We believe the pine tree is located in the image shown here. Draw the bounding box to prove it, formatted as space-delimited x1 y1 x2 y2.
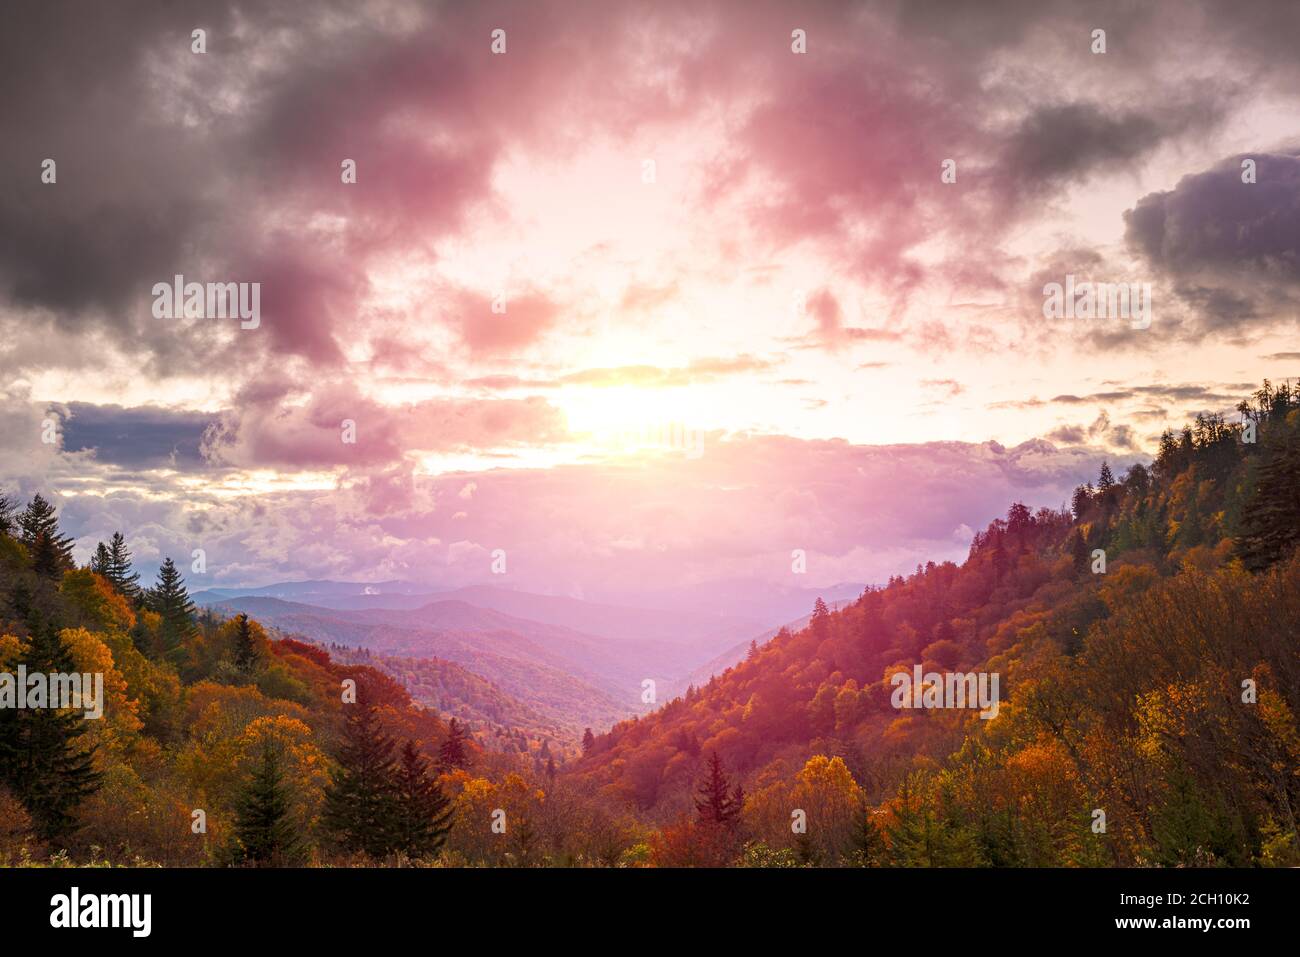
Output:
392 740 453 858
581 727 595 755
694 751 742 828
232 613 262 676
146 557 196 664
105 532 141 600
794 830 820 866
0 616 102 842
322 705 401 858
90 542 111 576
0 491 16 536
1070 484 1091 520
227 742 301 866
17 494 74 580
747 639 760 660
850 801 888 866
810 597 831 640
437 717 470 771
1070 528 1091 577
1097 461 1115 491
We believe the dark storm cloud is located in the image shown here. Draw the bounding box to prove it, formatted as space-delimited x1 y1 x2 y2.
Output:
0 2 258 347
1125 149 1300 336
61 403 215 469
0 0 505 374
1 0 1297 400
1007 102 1218 189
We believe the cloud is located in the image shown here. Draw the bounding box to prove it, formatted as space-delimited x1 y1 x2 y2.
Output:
560 355 779 388
27 430 1140 594
1125 149 1300 337
201 384 571 469
61 403 215 469
1006 101 1220 191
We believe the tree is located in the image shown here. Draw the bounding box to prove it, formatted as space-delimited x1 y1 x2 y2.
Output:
146 557 196 663
104 532 141 601
810 597 831 640
232 613 262 676
17 494 74 579
89 542 112 577
392 740 453 858
438 717 470 771
0 618 102 842
1236 426 1300 571
322 705 401 858
850 801 888 867
0 491 17 536
1070 528 1091 577
1123 463 1150 496
1070 484 1092 520
695 751 742 828
1097 461 1115 491
581 728 595 755
226 742 301 866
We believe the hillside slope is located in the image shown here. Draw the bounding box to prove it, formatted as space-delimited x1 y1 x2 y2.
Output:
209 597 634 733
571 382 1300 867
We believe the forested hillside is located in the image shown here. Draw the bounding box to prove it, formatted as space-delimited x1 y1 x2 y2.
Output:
571 380 1300 866
1 381 1296 867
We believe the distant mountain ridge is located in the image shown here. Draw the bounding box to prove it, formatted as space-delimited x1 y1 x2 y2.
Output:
199 579 868 737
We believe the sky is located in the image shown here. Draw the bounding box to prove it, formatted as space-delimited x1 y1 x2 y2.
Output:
1 0 1297 599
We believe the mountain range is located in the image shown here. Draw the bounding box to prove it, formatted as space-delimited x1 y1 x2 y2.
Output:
197 580 866 738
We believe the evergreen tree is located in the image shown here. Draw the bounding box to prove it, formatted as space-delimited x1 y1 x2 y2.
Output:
391 740 453 858
0 491 16 536
581 727 595 755
694 751 742 828
232 613 262 676
226 742 301 866
1123 462 1150 496
1070 484 1091 521
794 830 820 866
0 616 102 842
17 494 74 580
90 542 111 576
1070 528 1091 577
437 717 470 771
1154 429 1182 478
105 532 141 600
885 776 983 866
810 597 831 640
1097 461 1115 491
747 639 760 660
322 705 401 858
850 801 888 867
146 557 197 664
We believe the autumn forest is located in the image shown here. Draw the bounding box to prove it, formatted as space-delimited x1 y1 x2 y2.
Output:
2 381 1297 868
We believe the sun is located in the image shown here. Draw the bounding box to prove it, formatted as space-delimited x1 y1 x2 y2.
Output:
555 385 700 459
